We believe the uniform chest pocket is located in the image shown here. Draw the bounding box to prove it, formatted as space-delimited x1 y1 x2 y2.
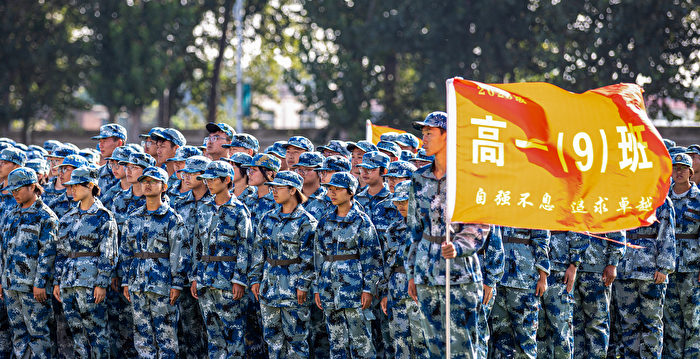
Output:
20 225 40 236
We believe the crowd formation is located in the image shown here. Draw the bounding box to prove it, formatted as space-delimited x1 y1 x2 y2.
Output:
0 111 697 359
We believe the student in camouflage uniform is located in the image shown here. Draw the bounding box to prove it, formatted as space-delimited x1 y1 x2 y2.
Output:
152 128 186 169
100 146 136 210
315 155 351 186
377 140 401 163
537 230 588 359
112 152 157 228
0 167 58 359
663 153 700 359
383 160 417 193
490 227 550 359
165 145 203 200
241 153 281 357
356 151 392 214
250 171 317 358
572 230 626 359
395 133 420 154
223 133 259 157
204 122 235 162
406 112 492 358
264 141 288 172
313 172 382 359
190 161 252 358
379 180 429 359
291 152 327 220
51 154 89 219
53 166 118 358
120 166 187 358
611 197 675 359
283 136 314 169
477 225 505 359
346 141 378 190
171 155 211 358
91 124 127 195
318 140 350 159
224 152 254 200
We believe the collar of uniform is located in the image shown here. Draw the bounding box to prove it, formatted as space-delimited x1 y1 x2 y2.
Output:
375 184 390 199
328 200 362 223
140 201 171 216
418 162 441 180
309 185 327 200
20 197 45 214
99 163 113 178
270 203 306 220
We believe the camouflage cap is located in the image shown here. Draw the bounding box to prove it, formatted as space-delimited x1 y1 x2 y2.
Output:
383 160 417 178
322 171 359 194
139 127 164 139
318 140 350 157
379 132 400 142
64 166 99 186
25 159 49 175
0 147 27 167
265 170 304 191
79 148 100 165
166 145 203 162
315 155 351 172
119 152 156 168
685 144 700 156
43 140 62 153
264 141 287 158
395 133 420 149
206 122 235 139
346 140 378 154
669 146 688 157
224 152 253 166
377 140 401 157
223 133 259 152
180 155 211 174
409 148 435 164
3 167 38 192
292 152 324 168
25 150 45 161
106 146 137 162
48 145 78 159
357 151 390 169
399 150 415 162
242 153 281 172
391 180 411 202
663 138 676 150
152 128 186 147
413 111 447 131
56 154 89 169
28 145 48 156
197 160 235 180
283 136 314 152
13 143 27 152
672 153 692 167
91 123 127 141
138 166 169 184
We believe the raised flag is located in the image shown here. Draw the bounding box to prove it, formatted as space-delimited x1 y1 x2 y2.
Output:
446 78 671 232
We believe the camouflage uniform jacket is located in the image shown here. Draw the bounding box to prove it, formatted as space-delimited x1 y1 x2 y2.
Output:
0 198 58 292
111 187 144 230
42 178 62 207
98 164 119 197
550 231 589 273
50 191 76 220
173 189 213 283
355 183 391 215
250 204 317 307
243 190 277 236
236 185 257 204
618 197 676 281
55 199 118 289
499 227 550 291
303 186 333 221
119 202 187 296
313 202 382 309
99 181 126 210
574 230 626 273
193 196 252 290
167 172 179 192
478 226 505 288
669 183 700 273
406 165 491 286
378 217 410 302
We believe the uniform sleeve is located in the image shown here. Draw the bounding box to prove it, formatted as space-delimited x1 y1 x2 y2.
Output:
532 229 551 275
35 215 58 289
568 231 589 266
656 199 677 275
297 216 317 293
233 207 252 288
451 222 490 258
96 212 118 289
168 215 186 291
249 216 266 286
119 220 133 287
482 226 505 288
405 179 421 281
54 221 68 288
311 219 325 295
360 217 382 296
605 231 626 267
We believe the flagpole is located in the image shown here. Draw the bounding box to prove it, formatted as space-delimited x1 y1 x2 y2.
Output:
444 77 459 358
366 119 372 143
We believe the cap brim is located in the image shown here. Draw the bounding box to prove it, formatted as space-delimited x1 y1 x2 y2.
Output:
63 179 84 186
91 135 106 140
137 174 164 183
166 157 186 162
196 173 219 180
357 164 378 169
264 180 287 187
392 196 409 202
